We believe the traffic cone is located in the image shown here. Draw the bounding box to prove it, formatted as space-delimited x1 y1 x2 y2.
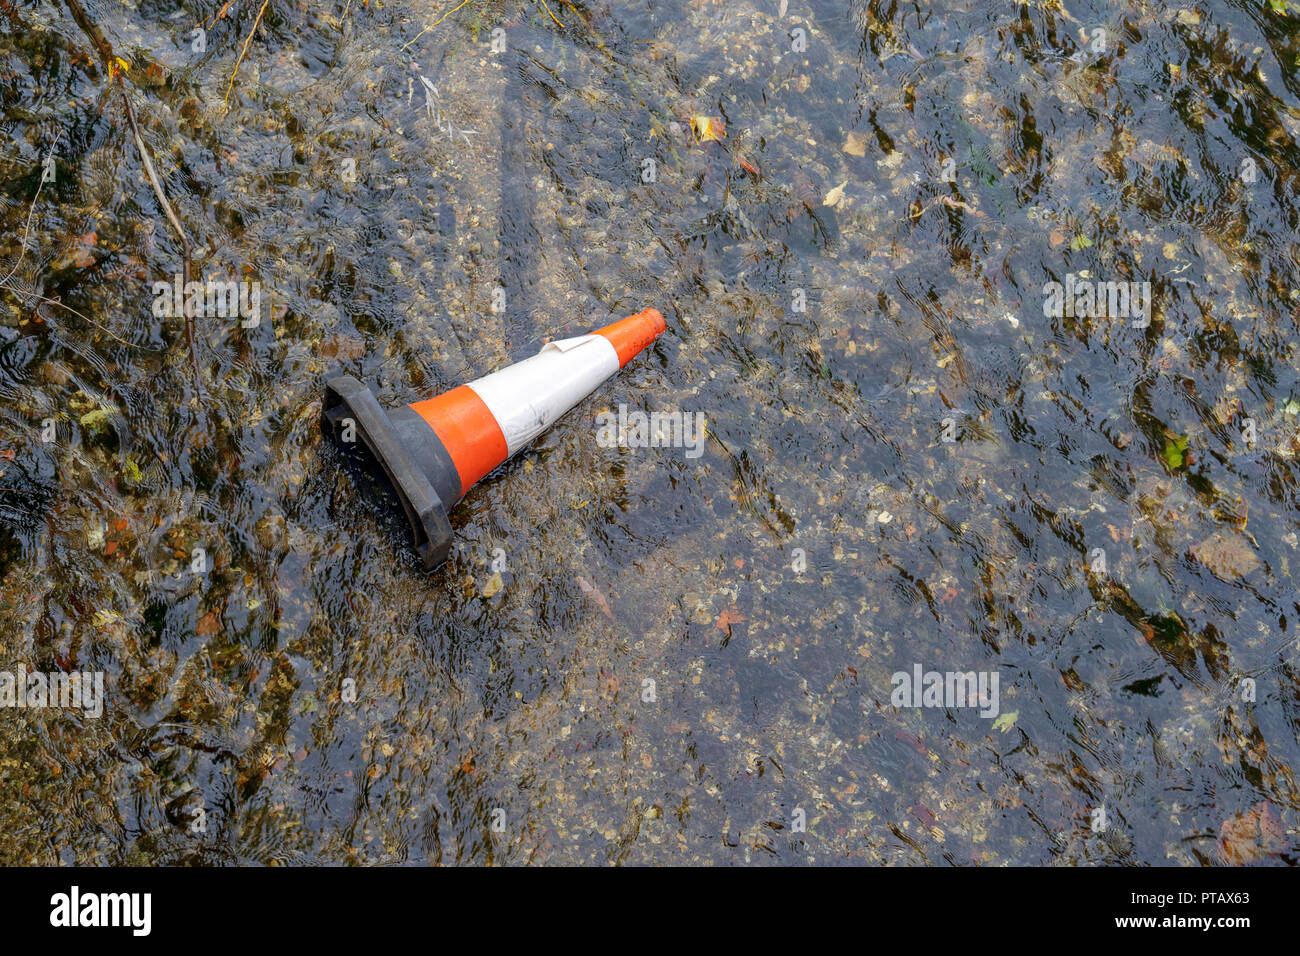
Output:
323 308 666 569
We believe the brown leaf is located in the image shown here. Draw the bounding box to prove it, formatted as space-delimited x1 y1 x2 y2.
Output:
55 232 97 271
715 606 746 635
1189 532 1261 581
319 334 366 361
1218 801 1286 865
843 131 868 157
895 730 927 755
938 195 983 217
576 575 614 620
196 609 221 637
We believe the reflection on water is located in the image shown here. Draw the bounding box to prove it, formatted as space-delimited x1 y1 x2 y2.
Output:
0 0 1298 864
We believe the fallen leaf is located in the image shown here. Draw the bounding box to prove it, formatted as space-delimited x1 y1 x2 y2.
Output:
481 571 504 598
1190 532 1261 580
1161 434 1189 471
56 232 98 270
197 609 221 637
823 180 848 207
715 606 746 635
992 710 1018 733
320 334 366 361
1217 801 1285 865
939 195 982 216
878 151 904 171
691 115 726 143
1212 395 1242 425
894 730 927 754
1049 230 1067 247
576 575 614 619
843 131 868 157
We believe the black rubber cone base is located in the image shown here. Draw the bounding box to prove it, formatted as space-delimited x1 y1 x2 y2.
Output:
322 375 455 570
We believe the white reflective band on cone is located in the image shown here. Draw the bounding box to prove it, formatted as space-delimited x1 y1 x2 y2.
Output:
466 334 621 456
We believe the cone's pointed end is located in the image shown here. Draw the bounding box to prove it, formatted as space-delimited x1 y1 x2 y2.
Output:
594 307 667 367
322 375 454 571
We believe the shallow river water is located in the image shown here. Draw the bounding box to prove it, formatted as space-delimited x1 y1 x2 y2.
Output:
1 0 1299 864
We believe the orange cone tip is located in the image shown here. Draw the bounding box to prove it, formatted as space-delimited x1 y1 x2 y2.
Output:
323 308 665 569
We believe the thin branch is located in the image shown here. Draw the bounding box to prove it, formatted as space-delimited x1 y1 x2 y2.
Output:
538 0 564 28
64 0 201 381
121 92 199 377
223 0 270 111
0 133 60 287
0 281 153 349
0 134 158 351
400 0 474 52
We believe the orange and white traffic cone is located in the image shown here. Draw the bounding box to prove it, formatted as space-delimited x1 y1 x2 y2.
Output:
323 308 666 569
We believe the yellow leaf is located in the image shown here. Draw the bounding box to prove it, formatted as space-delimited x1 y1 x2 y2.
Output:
843 131 868 157
691 115 726 143
823 180 848 207
481 571 503 599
